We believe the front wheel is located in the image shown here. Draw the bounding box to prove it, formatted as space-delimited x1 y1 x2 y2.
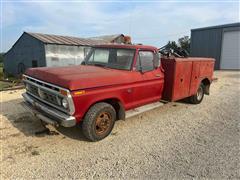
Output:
81 102 116 141
189 83 205 104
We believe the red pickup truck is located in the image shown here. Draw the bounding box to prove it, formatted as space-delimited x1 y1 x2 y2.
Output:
22 44 215 141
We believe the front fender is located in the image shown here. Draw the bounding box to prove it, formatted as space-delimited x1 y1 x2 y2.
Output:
71 88 127 123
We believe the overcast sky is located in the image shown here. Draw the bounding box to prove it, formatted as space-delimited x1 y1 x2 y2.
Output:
1 0 239 52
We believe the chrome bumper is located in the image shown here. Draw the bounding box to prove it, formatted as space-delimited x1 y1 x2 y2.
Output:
22 93 76 127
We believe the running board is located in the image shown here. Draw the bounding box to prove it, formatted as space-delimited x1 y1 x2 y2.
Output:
125 102 164 119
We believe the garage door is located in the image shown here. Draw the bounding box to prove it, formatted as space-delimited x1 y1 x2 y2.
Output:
220 30 240 69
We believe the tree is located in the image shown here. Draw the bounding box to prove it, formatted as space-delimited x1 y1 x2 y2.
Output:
165 41 178 50
165 36 190 53
160 36 190 57
0 53 4 64
178 36 190 53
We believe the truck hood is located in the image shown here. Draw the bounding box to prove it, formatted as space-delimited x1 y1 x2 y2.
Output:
25 65 133 91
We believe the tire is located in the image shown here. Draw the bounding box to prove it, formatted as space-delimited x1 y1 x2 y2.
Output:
81 102 116 141
189 83 205 104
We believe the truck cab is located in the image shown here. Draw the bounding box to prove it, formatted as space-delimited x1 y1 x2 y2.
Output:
82 44 165 108
22 44 214 141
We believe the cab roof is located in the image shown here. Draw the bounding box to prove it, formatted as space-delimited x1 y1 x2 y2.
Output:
94 43 158 50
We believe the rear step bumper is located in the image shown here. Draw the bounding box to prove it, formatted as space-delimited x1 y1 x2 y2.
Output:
21 93 76 127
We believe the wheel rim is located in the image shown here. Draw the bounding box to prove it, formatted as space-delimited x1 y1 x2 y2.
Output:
95 112 112 136
196 86 203 101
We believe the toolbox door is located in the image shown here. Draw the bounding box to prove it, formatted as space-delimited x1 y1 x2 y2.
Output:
189 61 200 96
172 61 192 101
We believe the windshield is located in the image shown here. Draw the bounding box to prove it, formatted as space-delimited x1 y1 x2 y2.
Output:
84 47 135 70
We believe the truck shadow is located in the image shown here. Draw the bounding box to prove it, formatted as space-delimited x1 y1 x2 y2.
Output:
2 98 42 136
2 98 87 141
176 98 191 104
56 125 87 141
2 97 191 142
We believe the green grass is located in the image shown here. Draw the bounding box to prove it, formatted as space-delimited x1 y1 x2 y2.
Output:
0 63 23 91
0 66 3 80
0 63 20 80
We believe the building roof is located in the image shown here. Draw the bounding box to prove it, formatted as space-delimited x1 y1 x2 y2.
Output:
95 43 157 50
26 32 108 46
191 22 240 32
90 34 124 42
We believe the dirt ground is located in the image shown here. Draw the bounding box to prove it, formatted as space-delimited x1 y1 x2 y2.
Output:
0 71 239 179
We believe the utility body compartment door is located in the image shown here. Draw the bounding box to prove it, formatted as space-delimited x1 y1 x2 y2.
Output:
189 61 200 96
172 61 192 100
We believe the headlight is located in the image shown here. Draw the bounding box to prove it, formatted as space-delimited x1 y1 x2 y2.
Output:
62 98 69 109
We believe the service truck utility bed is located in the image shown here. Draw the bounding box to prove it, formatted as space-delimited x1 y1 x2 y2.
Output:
161 57 215 101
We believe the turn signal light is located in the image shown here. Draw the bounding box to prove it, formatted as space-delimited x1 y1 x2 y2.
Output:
74 90 85 96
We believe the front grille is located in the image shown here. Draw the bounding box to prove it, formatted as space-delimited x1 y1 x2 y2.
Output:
24 78 65 110
27 77 59 91
28 84 38 96
23 75 75 115
41 90 59 105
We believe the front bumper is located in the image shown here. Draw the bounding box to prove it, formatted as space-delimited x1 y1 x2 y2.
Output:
22 93 76 127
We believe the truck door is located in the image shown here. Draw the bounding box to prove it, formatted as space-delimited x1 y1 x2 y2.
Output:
131 50 164 108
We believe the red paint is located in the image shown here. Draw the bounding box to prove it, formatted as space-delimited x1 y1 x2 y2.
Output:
25 45 215 123
26 65 139 91
161 57 215 101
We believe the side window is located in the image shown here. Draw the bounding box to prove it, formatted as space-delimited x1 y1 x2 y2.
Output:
136 51 154 71
115 49 134 70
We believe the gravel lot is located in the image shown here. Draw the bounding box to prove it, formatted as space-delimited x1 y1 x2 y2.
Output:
1 71 239 179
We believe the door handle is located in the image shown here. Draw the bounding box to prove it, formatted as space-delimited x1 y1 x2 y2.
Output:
155 74 161 77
